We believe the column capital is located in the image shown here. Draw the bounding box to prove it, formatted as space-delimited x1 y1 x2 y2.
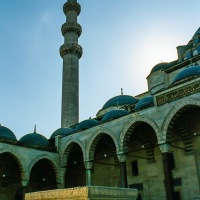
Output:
84 161 93 170
159 143 171 153
21 180 29 187
117 153 127 163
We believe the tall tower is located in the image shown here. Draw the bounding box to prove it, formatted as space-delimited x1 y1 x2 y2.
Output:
60 0 82 127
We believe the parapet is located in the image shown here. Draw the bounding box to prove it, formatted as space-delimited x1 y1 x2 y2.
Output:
25 186 138 200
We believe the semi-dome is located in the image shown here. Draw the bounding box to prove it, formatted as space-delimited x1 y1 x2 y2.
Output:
102 109 129 122
172 66 200 84
134 96 154 111
103 95 138 109
19 131 50 149
0 125 17 141
150 61 177 73
75 119 99 131
50 127 74 139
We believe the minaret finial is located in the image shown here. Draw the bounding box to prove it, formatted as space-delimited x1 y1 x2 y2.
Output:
60 0 82 128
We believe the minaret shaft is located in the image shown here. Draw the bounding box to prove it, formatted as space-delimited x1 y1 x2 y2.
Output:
60 0 82 127
61 56 79 127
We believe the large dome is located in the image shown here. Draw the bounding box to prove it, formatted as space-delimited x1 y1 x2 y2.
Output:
102 110 129 122
172 66 200 84
0 125 17 141
103 95 138 109
50 127 74 139
75 119 99 131
134 96 154 111
19 132 50 149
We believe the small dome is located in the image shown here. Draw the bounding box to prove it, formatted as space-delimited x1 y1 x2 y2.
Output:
151 62 169 73
150 61 177 73
75 119 99 131
102 110 129 122
172 66 200 84
103 95 138 109
134 96 154 111
0 125 17 141
19 132 50 149
50 127 74 139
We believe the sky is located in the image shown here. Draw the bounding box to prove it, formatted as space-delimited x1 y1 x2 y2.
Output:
0 0 200 139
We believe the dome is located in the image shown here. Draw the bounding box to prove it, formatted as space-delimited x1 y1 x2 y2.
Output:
150 61 177 73
172 66 200 84
19 132 50 149
102 110 129 122
50 127 74 139
103 95 138 109
151 62 169 73
192 27 200 40
75 119 99 131
134 96 154 111
0 125 17 141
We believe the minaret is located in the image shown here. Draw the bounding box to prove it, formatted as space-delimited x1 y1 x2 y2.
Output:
60 0 82 127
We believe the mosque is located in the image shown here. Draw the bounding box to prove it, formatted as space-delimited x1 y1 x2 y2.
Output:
1 0 200 200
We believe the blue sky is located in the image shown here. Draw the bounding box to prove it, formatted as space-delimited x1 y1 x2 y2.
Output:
1 0 200 139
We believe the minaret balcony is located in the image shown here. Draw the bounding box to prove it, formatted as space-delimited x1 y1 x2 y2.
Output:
61 22 82 37
60 43 83 59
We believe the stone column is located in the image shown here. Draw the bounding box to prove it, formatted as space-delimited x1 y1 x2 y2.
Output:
21 180 29 200
193 136 200 192
160 143 175 200
60 0 83 127
57 168 66 189
84 161 93 186
117 153 128 188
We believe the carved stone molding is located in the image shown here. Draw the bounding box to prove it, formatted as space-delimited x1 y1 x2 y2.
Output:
61 22 82 37
60 43 83 59
156 79 200 106
63 2 81 16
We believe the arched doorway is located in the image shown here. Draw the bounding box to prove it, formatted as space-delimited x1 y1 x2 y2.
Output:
91 133 119 187
0 152 22 200
166 105 200 199
123 121 161 199
65 143 85 188
27 158 57 192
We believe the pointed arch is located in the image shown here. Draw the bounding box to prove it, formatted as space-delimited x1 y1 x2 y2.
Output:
162 98 200 142
62 140 86 188
119 115 160 163
120 115 160 152
0 148 27 180
85 127 119 161
61 138 85 167
28 154 59 181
